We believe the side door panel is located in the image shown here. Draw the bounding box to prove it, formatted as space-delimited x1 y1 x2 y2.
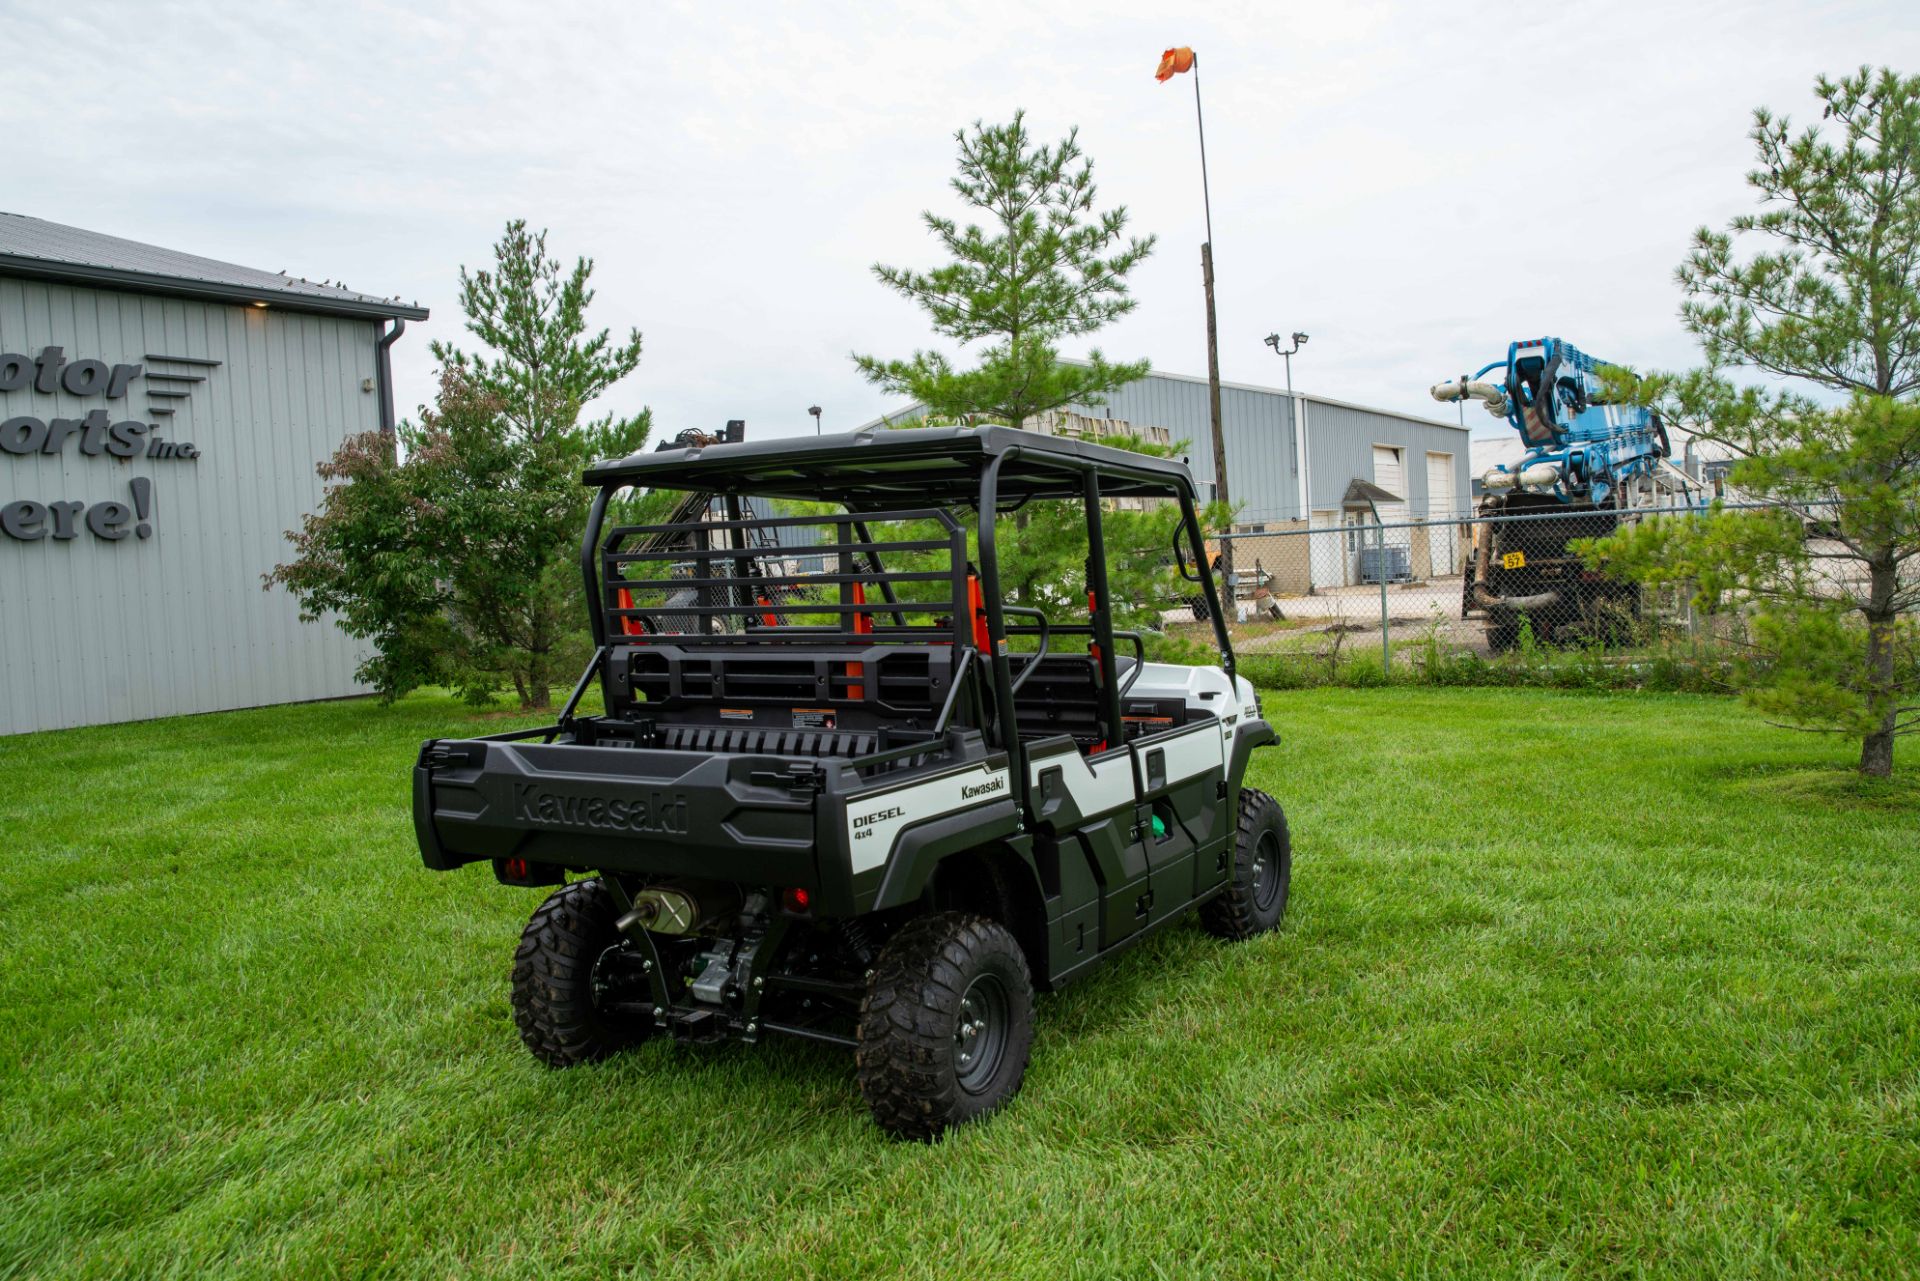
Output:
1130 720 1229 915
1027 736 1149 950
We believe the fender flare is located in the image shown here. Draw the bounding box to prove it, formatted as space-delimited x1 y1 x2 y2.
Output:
1228 718 1277 785
866 798 1021 913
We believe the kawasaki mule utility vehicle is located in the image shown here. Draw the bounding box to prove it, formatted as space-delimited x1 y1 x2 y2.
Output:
412 425 1286 1138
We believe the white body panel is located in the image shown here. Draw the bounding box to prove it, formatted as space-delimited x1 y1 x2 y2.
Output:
1138 719 1224 788
846 762 1009 875
846 666 1263 876
1025 746 1135 820
1126 663 1260 721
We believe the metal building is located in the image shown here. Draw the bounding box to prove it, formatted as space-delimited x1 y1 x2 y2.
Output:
861 367 1473 586
0 213 427 735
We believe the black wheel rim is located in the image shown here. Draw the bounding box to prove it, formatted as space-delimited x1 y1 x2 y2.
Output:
953 973 1010 1094
1251 831 1283 914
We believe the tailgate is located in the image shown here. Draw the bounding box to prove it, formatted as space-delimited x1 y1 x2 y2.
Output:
414 737 819 884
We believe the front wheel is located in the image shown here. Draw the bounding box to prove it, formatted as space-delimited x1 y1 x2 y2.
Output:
856 912 1035 1141
1199 788 1292 940
510 878 652 1068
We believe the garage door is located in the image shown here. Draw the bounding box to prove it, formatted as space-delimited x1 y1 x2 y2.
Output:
1425 451 1457 576
1371 446 1408 523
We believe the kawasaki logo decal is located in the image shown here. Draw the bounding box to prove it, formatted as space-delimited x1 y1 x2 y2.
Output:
511 784 688 835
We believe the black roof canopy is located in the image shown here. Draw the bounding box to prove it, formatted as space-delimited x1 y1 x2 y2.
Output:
583 425 1202 505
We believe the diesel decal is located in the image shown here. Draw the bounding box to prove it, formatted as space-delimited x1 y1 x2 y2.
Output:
852 805 904 840
845 765 1013 875
511 784 689 835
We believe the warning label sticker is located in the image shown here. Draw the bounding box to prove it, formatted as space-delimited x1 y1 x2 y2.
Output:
792 708 837 730
719 708 755 721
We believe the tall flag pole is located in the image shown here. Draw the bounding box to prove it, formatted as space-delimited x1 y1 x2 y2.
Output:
1157 44 1232 590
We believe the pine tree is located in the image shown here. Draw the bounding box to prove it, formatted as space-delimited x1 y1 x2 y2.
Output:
854 112 1156 425
1590 69 1920 776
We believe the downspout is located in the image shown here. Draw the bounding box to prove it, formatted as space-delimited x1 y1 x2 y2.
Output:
1299 396 1317 593
375 317 406 435
1294 393 1309 521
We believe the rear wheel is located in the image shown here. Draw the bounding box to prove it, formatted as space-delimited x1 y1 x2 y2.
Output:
1200 788 1292 940
511 878 652 1068
856 912 1034 1141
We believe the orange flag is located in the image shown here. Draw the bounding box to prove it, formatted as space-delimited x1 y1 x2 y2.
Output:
1155 47 1194 81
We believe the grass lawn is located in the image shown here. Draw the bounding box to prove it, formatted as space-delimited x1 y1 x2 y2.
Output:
2 687 1916 1279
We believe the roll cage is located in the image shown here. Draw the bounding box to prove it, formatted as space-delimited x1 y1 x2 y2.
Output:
569 426 1236 810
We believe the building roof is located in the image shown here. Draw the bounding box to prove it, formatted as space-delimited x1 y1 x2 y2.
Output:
584 423 1202 503
0 211 429 322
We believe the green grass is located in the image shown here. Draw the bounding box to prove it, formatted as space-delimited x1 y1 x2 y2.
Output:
2 688 1915 1279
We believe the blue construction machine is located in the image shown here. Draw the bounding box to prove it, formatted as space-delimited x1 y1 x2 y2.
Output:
1431 337 1701 650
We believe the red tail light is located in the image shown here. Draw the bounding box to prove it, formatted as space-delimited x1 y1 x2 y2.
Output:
504 857 530 881
782 887 812 914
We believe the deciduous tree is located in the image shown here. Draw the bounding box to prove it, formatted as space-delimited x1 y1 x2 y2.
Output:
270 222 650 708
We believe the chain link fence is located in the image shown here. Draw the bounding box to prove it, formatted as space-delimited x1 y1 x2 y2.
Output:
1198 501 1865 676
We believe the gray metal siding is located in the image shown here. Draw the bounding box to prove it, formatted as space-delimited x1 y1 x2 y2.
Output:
859 369 1471 527
1302 400 1471 518
1080 374 1469 524
1 277 382 734
1082 377 1301 524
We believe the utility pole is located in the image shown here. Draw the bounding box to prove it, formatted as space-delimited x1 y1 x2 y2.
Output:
1160 45 1231 594
808 404 822 436
1194 57 1228 589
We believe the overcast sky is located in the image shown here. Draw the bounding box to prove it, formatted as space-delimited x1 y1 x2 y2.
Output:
5 0 1913 447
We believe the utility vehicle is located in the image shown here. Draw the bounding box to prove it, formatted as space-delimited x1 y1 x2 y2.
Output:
1432 337 1702 651
412 424 1287 1138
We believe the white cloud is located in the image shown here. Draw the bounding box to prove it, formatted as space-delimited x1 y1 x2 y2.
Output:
4 0 1911 443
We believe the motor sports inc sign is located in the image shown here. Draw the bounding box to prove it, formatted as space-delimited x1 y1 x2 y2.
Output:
0 346 209 544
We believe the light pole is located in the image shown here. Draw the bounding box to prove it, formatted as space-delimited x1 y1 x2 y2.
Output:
1264 330 1308 395
1264 331 1309 517
808 405 822 436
